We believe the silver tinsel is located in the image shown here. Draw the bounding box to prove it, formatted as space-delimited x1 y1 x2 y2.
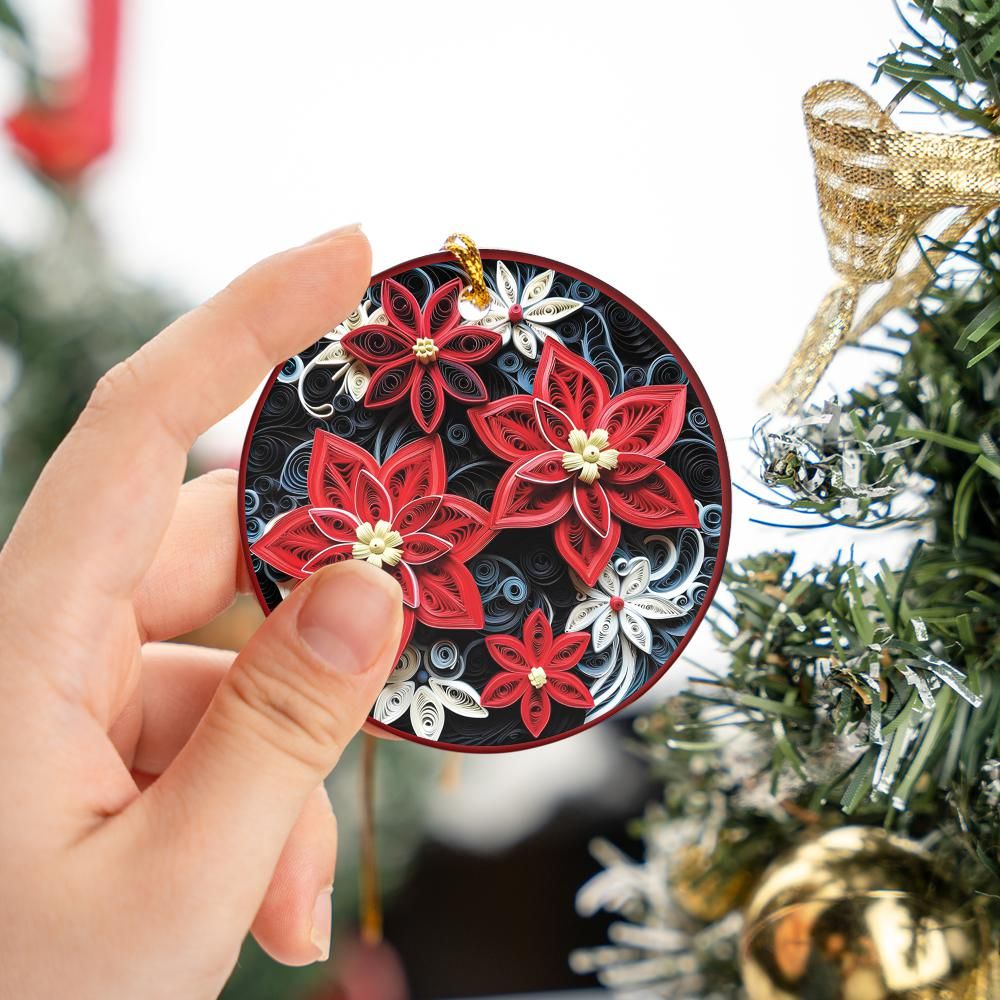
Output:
750 400 921 525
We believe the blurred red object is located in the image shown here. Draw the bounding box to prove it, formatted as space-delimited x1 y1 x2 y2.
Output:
313 938 410 1000
5 0 119 181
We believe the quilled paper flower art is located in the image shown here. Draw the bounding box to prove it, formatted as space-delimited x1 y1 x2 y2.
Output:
242 250 729 751
374 643 488 743
481 609 594 738
297 299 383 416
470 338 699 588
340 277 503 434
567 553 690 719
249 430 494 654
478 260 583 359
567 557 684 656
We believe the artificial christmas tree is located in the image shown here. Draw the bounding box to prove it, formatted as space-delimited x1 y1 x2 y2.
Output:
575 3 1000 996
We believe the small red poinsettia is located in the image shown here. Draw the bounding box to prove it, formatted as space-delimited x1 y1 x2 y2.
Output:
250 430 494 651
469 339 699 587
481 609 594 738
341 278 503 434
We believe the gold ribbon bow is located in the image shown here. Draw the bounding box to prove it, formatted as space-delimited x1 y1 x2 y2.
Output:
767 80 1000 412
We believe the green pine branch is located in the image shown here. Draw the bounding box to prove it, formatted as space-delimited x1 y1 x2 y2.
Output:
580 6 1000 992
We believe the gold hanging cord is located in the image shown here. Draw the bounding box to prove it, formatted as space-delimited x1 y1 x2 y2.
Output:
357 736 462 946
765 80 1000 412
359 732 382 946
443 232 491 310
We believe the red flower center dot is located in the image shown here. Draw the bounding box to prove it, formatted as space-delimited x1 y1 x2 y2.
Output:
609 596 625 612
508 303 524 323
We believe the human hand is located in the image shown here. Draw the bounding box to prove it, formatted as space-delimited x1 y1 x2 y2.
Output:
0 225 404 999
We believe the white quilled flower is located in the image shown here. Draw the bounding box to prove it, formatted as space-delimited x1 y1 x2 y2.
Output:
567 557 684 654
566 556 684 720
297 300 385 417
479 261 583 360
373 643 487 742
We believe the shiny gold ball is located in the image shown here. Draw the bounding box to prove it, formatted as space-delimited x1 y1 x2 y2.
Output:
740 827 993 1000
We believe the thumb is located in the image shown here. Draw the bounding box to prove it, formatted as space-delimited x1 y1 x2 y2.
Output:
141 560 402 917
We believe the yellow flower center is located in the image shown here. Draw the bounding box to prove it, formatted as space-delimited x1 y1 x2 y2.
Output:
528 666 548 689
352 519 404 569
412 337 439 364
561 428 619 485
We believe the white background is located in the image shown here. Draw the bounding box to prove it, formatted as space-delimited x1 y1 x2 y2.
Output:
0 1 916 846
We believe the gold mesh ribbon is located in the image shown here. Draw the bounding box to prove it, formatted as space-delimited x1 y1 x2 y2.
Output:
766 80 1000 412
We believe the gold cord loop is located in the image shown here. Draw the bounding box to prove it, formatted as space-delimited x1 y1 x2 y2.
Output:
359 733 382 946
766 80 1000 412
443 232 491 310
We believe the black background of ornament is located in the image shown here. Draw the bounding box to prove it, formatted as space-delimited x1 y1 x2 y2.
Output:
244 258 723 747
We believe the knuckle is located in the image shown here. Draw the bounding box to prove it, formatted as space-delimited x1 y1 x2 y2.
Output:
84 353 192 451
223 655 350 772
200 467 239 491
309 784 339 841
201 288 274 371
84 356 144 422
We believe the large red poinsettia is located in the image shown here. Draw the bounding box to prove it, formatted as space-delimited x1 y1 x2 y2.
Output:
341 278 503 434
470 339 699 587
481 609 594 738
250 430 494 652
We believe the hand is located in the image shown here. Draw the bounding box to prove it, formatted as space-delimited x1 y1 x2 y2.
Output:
0 225 404 999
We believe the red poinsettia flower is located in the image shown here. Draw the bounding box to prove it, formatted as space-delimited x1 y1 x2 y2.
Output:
341 278 503 434
470 339 699 588
481 609 594 738
250 430 495 652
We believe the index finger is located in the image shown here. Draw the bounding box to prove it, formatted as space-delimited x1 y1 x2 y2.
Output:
2 226 371 605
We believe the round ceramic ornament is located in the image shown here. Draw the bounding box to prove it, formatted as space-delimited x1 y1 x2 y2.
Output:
239 238 730 751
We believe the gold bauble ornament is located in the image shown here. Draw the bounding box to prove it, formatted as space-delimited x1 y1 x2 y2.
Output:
740 826 995 1000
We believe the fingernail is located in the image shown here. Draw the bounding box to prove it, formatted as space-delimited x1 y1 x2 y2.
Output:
298 563 402 673
310 885 333 962
304 223 362 246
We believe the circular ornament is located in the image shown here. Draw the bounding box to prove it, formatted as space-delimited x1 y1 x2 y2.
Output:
239 247 730 751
